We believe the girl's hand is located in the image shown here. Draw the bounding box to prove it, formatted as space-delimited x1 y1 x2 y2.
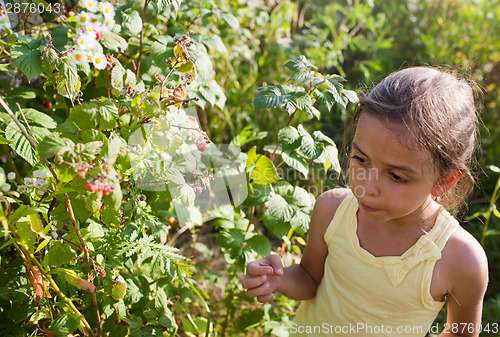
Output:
241 254 284 303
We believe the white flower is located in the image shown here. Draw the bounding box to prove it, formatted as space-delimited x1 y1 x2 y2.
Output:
33 170 46 179
24 177 35 187
100 2 115 17
17 185 27 193
72 49 89 65
7 172 16 180
1 183 10 192
92 53 108 70
0 192 3 197
102 17 115 31
82 0 98 12
82 24 95 35
76 12 89 26
34 179 48 189
76 33 97 50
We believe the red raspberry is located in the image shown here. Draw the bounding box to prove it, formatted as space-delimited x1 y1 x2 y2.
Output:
45 102 53 109
95 31 103 40
102 185 111 196
87 182 98 193
196 142 207 152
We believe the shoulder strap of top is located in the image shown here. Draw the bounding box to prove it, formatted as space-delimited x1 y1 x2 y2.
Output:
324 191 356 244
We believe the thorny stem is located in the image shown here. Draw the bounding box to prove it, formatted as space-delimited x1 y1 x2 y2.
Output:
270 107 299 161
0 97 101 336
11 238 95 337
136 0 151 78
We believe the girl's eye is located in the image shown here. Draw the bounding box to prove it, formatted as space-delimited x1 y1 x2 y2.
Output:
351 155 367 165
390 172 408 184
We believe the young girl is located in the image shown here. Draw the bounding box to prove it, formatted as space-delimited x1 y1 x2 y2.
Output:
242 67 489 337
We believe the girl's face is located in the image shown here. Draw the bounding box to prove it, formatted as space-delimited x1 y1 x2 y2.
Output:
349 114 439 226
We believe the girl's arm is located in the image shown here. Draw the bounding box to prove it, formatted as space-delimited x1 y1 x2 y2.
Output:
242 188 350 302
439 229 489 337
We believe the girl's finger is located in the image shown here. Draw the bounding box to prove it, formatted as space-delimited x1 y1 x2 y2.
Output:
245 281 272 298
241 274 266 289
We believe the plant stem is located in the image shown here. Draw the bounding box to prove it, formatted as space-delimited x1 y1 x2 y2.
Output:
136 0 151 78
0 97 102 336
11 238 95 337
270 108 299 162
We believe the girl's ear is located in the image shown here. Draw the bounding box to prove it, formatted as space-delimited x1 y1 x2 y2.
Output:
431 170 465 197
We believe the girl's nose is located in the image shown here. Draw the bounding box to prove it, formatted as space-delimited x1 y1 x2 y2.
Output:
361 168 380 196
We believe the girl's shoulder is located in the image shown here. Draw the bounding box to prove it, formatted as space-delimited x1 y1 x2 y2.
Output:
440 226 488 289
310 188 352 236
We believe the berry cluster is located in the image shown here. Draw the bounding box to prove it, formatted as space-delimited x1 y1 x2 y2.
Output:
72 0 117 70
87 179 113 196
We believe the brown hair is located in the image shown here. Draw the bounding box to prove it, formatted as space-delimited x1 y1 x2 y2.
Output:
343 67 479 215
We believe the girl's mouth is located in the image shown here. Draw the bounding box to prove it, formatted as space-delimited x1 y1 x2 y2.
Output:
360 203 380 213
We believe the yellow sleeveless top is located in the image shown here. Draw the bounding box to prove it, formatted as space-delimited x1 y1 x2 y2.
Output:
291 192 459 337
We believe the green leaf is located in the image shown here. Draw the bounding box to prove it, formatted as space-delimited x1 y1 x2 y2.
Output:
111 63 125 90
59 58 79 89
278 126 301 150
220 12 239 29
246 235 271 256
97 100 119 122
313 89 336 110
179 184 195 207
100 31 128 53
49 313 81 337
23 108 57 129
285 55 317 70
236 308 264 332
8 205 42 224
121 9 143 35
10 43 43 81
216 228 245 259
290 210 310 232
298 126 322 160
254 85 285 110
324 144 341 173
281 151 309 177
265 194 294 223
6 124 51 165
70 103 99 130
44 241 76 267
38 134 75 159
246 147 280 185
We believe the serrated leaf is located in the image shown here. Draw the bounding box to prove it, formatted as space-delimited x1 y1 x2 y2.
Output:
324 144 341 173
313 89 335 110
23 108 57 129
298 128 322 160
59 58 78 89
111 63 125 90
44 241 76 267
100 31 128 53
125 69 137 89
70 103 98 130
38 134 75 159
97 100 119 122
49 313 81 337
278 126 301 150
265 194 294 222
216 228 245 259
10 43 43 81
246 147 280 185
246 235 271 256
122 9 143 35
285 55 317 70
6 124 51 165
343 89 359 104
179 184 195 207
290 210 310 232
281 151 309 177
254 85 285 110
326 78 344 103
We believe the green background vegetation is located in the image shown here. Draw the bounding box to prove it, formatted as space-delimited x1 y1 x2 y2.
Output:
0 0 499 336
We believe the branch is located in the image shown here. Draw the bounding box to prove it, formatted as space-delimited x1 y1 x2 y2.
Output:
0 96 102 336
